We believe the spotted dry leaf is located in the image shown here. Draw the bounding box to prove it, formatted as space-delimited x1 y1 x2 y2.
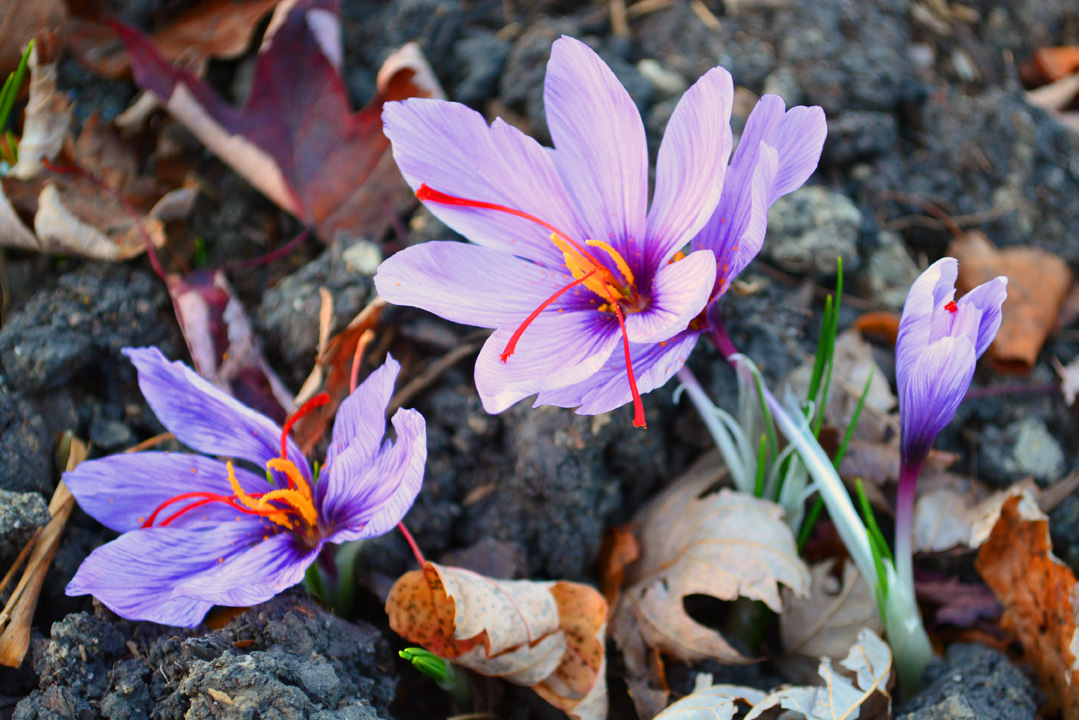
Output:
781 559 882 661
385 561 607 720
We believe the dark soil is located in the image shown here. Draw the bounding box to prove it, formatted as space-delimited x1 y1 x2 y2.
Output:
2 0 1078 718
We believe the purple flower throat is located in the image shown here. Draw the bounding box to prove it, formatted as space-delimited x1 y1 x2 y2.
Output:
138 393 330 549
416 183 651 428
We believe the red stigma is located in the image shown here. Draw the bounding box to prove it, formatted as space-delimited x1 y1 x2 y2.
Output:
141 490 271 528
500 270 597 362
280 392 329 462
945 300 958 313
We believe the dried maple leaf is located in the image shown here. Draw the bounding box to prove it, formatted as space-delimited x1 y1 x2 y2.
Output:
386 561 608 720
976 492 1079 720
168 270 294 424
116 0 444 244
780 559 882 661
68 0 281 79
949 230 1073 374
611 460 809 715
657 630 892 720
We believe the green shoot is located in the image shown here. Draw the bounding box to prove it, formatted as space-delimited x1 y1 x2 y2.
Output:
833 367 875 469
193 237 209 268
797 497 823 551
753 434 767 498
399 648 473 708
857 479 891 619
0 41 33 166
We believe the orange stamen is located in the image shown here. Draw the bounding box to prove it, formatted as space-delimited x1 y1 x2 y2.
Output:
945 300 958 313
500 269 598 362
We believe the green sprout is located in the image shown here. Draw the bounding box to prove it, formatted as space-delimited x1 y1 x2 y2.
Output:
399 647 474 709
0 41 34 166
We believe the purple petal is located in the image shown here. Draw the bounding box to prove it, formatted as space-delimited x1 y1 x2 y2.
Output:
693 97 826 286
322 407 426 543
644 66 734 265
66 524 263 627
623 249 716 343
723 143 778 291
173 531 319 606
896 258 958 381
898 335 976 466
123 347 311 484
536 329 701 415
958 276 1008 358
545 36 648 247
474 311 621 413
382 99 587 268
374 241 567 328
322 356 398 473
64 452 267 533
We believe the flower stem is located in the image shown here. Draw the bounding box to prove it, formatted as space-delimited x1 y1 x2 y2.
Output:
398 521 426 567
895 461 922 593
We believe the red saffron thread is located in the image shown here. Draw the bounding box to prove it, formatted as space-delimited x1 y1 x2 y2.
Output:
945 300 958 313
500 270 597 362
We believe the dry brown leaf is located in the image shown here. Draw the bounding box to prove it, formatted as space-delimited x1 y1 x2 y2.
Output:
658 630 892 720
1025 72 1079 111
780 559 882 661
1028 46 1079 83
68 0 280 79
949 231 1073 374
611 459 809 715
598 524 640 611
0 0 67 77
386 561 608 720
851 311 901 346
9 40 70 180
976 492 1079 719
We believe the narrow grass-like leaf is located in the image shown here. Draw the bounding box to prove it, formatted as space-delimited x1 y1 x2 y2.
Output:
813 257 844 436
0 41 32 133
834 367 875 469
754 435 768 498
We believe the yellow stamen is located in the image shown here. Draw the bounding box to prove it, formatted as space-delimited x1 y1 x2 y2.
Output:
227 461 293 529
585 239 635 287
266 458 314 502
257 488 318 526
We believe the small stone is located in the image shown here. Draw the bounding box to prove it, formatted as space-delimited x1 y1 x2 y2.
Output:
0 389 53 496
0 489 51 565
979 416 1067 487
765 186 862 275
342 240 384 277
452 33 510 106
865 231 921 310
898 643 1035 720
88 418 136 452
636 58 688 100
761 67 802 107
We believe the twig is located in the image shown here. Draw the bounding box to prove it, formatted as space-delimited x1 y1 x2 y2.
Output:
123 432 175 454
627 0 676 18
610 0 630 35
690 0 722 30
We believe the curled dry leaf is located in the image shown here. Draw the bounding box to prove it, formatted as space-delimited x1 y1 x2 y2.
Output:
657 630 892 720
385 562 607 720
611 458 809 716
9 41 70 180
976 492 1079 720
780 559 882 662
948 230 1073 374
118 0 445 244
168 270 293 424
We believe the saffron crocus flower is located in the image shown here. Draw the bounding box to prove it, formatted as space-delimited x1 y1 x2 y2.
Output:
65 347 425 627
536 95 827 416
894 257 1007 591
375 36 739 428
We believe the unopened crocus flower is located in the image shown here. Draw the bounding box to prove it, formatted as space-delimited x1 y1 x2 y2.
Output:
894 257 1007 590
375 36 740 428
65 347 425 627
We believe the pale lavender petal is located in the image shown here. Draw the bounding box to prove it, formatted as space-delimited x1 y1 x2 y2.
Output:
536 329 701 415
322 356 397 473
693 97 826 286
474 311 621 413
374 242 567 328
725 143 779 286
383 99 587 268
644 66 733 265
899 335 976 465
173 531 319 606
623 249 715 343
123 347 311 484
64 453 266 533
66 524 261 627
545 36 648 247
323 408 426 544
958 276 1008 357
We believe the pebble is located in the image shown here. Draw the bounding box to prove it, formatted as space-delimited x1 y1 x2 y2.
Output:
765 186 862 275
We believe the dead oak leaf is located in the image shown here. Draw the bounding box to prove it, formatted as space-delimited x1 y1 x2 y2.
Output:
780 559 882 662
386 562 607 720
976 492 1079 720
612 463 810 681
116 0 444 244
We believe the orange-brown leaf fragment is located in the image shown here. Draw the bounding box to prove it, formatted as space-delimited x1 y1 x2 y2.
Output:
386 562 608 720
976 493 1079 719
948 231 1073 374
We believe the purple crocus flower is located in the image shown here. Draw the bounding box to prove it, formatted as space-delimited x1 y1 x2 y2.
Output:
65 347 425 627
538 95 827 414
374 36 739 428
893 257 1006 588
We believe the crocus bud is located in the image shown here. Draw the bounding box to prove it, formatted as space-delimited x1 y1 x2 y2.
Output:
896 257 1007 471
